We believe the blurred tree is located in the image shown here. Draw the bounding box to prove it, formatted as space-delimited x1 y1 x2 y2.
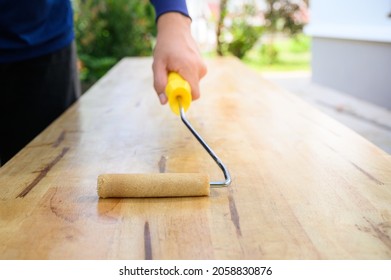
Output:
226 5 263 59
216 0 228 56
216 1 263 59
264 0 307 35
262 0 308 64
74 0 156 86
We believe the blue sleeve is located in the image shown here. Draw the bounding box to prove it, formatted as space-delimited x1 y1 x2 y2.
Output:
150 0 190 20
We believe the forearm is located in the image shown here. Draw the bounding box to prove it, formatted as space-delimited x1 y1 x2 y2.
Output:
150 0 206 104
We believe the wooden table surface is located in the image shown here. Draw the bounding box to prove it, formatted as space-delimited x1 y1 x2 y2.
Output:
1 57 391 260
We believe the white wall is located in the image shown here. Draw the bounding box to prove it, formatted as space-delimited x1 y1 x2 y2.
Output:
305 0 391 42
306 0 391 109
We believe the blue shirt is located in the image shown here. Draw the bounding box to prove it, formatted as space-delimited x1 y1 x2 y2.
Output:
0 0 189 63
150 0 189 20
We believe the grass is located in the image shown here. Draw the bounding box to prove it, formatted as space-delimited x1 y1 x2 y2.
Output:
242 34 311 72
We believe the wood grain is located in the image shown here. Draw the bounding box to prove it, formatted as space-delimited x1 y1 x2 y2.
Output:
0 57 391 259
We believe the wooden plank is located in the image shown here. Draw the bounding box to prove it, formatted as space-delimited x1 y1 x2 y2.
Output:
0 57 390 259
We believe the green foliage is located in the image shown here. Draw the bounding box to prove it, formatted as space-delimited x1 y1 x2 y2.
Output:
264 0 306 35
74 0 156 84
261 0 308 66
244 34 311 72
77 55 116 82
227 19 263 59
216 0 307 61
288 33 311 53
218 4 263 59
259 33 310 65
260 43 278 65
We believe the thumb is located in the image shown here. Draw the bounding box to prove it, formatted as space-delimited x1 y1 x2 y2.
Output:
152 60 168 105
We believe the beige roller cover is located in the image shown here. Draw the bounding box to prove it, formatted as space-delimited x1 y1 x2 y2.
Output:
97 173 210 198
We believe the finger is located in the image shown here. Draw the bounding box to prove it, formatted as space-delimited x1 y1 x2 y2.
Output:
199 60 207 79
187 75 201 101
192 82 201 101
191 62 207 100
152 60 168 105
183 62 206 101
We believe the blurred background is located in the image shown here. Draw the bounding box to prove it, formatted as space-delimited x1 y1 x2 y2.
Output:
72 0 391 154
73 0 309 87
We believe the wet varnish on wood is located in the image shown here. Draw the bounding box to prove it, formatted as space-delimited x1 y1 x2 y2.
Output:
1 57 391 259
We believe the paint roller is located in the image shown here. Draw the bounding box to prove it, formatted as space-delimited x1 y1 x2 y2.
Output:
97 72 231 198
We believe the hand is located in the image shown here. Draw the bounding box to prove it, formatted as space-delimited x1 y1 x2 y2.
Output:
152 12 207 105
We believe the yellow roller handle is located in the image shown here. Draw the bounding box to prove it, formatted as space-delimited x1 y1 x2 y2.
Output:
165 72 192 115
